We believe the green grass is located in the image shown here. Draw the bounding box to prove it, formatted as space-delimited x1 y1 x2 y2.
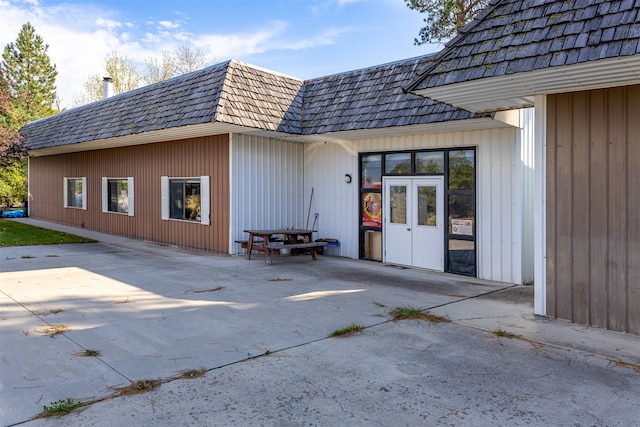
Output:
41 398 84 416
329 323 365 337
493 329 519 339
0 219 96 247
389 306 450 323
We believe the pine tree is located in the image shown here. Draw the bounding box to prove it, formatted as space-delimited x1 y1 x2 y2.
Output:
405 0 490 45
2 22 58 127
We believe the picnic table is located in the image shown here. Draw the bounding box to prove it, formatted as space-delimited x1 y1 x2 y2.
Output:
240 229 326 265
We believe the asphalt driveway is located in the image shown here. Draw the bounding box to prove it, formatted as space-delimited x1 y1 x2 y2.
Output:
1 221 639 426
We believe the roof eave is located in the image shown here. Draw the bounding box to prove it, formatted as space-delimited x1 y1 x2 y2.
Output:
412 55 640 113
27 122 245 157
27 116 517 156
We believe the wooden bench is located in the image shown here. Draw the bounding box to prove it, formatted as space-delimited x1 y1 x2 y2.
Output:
277 241 326 260
235 239 261 249
240 239 326 264
235 238 284 249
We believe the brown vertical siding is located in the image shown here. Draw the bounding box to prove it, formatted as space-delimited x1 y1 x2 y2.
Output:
29 135 230 253
628 85 640 334
546 85 640 334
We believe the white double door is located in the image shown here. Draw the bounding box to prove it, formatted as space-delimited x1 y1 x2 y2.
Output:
383 177 444 271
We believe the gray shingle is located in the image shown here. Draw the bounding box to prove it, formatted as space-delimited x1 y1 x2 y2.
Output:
21 54 487 150
301 55 482 134
409 0 640 92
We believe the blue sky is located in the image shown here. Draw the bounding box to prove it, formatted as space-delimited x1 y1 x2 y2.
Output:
0 0 440 108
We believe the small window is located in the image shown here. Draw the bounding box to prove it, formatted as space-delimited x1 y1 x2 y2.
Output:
102 177 134 216
385 153 411 174
161 176 210 225
417 185 437 227
389 185 407 224
64 177 86 210
449 150 475 190
361 154 382 188
415 151 444 174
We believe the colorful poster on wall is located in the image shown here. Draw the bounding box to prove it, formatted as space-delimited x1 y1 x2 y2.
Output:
362 192 382 227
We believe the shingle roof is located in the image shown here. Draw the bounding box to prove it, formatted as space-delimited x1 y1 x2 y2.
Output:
217 61 304 134
21 60 304 150
409 0 640 91
302 55 477 134
21 55 487 151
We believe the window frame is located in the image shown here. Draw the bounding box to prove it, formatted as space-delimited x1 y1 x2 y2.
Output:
101 177 134 216
358 147 477 277
161 176 210 225
63 177 87 210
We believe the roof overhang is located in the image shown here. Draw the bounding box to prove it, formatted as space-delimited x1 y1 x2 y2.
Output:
411 55 640 113
281 115 517 143
28 116 517 157
27 122 259 156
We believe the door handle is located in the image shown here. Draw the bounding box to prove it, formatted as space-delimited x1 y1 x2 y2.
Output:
406 228 411 231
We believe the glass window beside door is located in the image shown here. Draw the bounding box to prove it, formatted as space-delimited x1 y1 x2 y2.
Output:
447 149 476 276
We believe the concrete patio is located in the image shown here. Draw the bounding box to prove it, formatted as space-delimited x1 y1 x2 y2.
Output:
1 219 639 426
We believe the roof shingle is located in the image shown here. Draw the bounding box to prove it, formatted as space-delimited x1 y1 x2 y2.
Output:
409 0 640 92
22 55 486 150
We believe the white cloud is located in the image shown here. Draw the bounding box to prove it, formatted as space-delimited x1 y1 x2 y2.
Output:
157 20 180 30
0 1 356 109
193 21 288 58
95 17 122 30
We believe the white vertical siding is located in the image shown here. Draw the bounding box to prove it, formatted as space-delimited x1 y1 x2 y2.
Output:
519 108 535 284
303 141 360 257
304 127 524 284
533 96 547 315
229 134 305 254
476 129 520 283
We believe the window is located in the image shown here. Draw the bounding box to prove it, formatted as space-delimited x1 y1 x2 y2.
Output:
448 150 475 190
417 185 437 226
447 149 476 276
359 148 476 277
389 185 407 224
161 176 210 224
102 177 134 216
361 154 382 189
63 177 86 210
415 151 444 174
385 153 411 174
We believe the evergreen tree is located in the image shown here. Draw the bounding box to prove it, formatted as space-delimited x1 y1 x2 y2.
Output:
405 0 490 44
2 22 58 126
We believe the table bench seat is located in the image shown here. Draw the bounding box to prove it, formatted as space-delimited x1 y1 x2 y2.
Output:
243 229 323 264
280 242 326 250
235 239 262 249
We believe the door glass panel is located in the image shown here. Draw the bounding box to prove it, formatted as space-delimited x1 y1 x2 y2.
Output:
449 150 475 190
416 152 444 174
448 194 475 235
364 230 382 261
389 185 407 224
362 154 382 188
448 239 476 276
385 153 411 174
417 185 437 227
362 192 382 228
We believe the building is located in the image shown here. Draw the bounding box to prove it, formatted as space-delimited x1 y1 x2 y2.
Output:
407 0 640 334
21 54 534 286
